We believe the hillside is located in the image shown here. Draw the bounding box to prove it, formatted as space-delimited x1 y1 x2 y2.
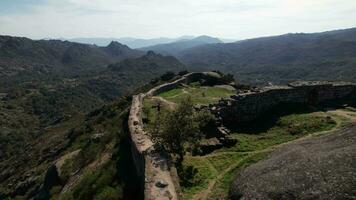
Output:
178 28 356 84
0 35 186 126
0 96 140 200
0 52 186 199
140 36 222 56
0 36 144 81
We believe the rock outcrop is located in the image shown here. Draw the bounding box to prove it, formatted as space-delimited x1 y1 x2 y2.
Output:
230 124 356 200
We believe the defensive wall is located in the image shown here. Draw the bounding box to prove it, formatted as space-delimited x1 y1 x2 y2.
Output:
210 81 356 125
128 72 223 200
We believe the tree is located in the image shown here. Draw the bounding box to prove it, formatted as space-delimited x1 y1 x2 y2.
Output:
151 97 215 166
222 73 235 83
160 71 176 81
178 70 189 76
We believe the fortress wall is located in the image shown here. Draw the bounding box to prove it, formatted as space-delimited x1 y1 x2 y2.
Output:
128 72 222 200
148 72 221 97
214 83 356 124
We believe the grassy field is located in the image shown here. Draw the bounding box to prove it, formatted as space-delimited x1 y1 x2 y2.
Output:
181 111 343 200
143 83 235 131
142 82 355 200
158 83 236 105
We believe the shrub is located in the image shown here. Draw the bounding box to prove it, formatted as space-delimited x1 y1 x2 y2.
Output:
178 165 201 187
178 70 189 76
160 71 176 81
151 97 215 165
94 187 121 200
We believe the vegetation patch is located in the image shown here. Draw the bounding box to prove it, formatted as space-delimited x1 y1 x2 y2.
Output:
224 113 336 153
158 83 235 105
181 111 338 199
207 152 268 200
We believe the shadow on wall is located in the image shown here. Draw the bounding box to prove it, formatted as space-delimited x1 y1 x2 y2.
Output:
116 112 143 200
228 100 349 135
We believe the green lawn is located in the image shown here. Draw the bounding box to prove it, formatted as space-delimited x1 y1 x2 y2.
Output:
222 113 336 153
182 155 220 200
142 98 173 131
144 84 235 131
158 85 235 105
207 152 267 200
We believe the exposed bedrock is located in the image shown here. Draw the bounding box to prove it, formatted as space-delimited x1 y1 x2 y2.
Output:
230 124 356 200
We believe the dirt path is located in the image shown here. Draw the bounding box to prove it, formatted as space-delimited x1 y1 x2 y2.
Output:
328 110 356 122
190 109 356 200
192 162 234 200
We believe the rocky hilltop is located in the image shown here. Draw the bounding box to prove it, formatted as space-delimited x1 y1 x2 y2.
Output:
230 123 356 200
127 72 356 200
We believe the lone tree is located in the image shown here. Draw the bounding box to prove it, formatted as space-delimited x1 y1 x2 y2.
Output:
151 97 215 166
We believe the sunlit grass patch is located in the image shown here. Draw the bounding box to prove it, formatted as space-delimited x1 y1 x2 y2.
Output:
182 156 218 200
158 85 235 105
207 152 268 200
206 153 245 172
222 113 336 153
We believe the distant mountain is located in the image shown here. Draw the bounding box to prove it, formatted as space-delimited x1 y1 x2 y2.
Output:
68 37 174 48
68 36 197 48
108 50 185 72
67 35 235 49
0 36 144 82
177 27 356 84
140 35 223 56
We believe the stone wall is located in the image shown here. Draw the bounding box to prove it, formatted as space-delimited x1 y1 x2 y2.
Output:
211 81 356 124
128 72 223 200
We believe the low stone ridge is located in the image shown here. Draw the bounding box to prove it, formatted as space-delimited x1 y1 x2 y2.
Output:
230 124 356 200
128 72 224 200
210 81 356 125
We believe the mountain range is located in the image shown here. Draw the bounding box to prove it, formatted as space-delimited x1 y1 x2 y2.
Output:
139 35 222 56
67 35 230 48
0 37 143 81
177 27 356 84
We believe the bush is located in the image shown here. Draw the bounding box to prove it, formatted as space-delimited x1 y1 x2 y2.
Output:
178 70 189 76
160 71 176 81
151 97 216 165
178 165 201 187
222 73 234 83
94 187 121 200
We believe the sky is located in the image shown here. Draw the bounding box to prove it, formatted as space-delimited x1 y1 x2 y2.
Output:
0 0 356 40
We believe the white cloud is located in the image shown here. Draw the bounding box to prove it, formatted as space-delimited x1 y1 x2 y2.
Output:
0 0 355 39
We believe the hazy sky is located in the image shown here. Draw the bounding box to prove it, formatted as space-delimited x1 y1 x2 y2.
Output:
1 0 356 40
